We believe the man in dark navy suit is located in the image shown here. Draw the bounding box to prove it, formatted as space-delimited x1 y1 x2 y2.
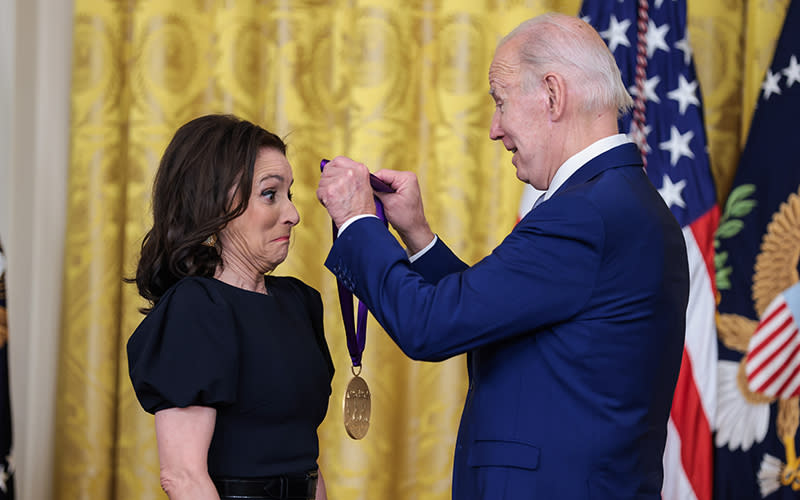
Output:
318 12 689 500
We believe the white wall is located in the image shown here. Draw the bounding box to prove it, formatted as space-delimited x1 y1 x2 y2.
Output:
4 1 73 499
0 0 13 243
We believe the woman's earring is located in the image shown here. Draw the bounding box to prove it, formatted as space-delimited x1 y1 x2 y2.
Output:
202 234 217 247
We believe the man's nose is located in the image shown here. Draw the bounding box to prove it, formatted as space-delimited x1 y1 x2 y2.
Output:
489 112 503 140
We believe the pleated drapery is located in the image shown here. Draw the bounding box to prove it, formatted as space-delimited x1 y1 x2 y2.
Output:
54 1 791 499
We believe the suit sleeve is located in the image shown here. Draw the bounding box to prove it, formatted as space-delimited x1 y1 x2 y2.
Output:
410 237 469 283
325 197 604 361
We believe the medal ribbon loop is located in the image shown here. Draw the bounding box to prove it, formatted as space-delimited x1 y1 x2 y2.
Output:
320 159 392 367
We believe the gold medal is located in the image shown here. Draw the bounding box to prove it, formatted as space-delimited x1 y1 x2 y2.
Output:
343 366 371 440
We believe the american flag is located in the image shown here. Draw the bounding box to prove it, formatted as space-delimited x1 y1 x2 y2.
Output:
580 2 719 498
519 1 720 498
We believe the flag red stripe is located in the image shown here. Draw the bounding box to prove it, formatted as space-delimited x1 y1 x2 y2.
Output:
670 348 713 500
747 318 794 379
747 304 791 359
754 327 800 393
689 206 719 300
755 299 787 331
677 205 717 500
773 345 800 397
749 324 798 387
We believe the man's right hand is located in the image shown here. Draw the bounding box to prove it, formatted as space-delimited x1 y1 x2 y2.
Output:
316 156 376 228
372 170 435 255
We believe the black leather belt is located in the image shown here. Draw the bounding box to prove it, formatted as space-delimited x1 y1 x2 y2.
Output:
213 470 318 500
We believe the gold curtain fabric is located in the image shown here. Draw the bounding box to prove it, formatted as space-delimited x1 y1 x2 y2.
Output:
54 1 791 499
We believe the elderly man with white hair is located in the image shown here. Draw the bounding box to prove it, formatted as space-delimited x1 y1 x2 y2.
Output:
318 12 689 500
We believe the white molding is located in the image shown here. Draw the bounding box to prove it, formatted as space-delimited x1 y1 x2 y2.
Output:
7 1 73 499
0 0 13 243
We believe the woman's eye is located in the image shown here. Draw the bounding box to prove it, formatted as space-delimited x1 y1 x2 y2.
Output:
261 190 276 201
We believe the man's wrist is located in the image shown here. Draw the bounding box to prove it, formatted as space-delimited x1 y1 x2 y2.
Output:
408 234 438 263
336 214 380 236
400 226 436 255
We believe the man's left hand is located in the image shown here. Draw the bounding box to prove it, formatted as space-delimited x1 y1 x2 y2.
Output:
317 156 376 227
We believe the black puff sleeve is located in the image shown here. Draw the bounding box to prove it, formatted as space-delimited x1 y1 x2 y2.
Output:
127 278 239 413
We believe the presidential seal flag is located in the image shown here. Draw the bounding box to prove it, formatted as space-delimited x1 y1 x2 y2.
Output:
576 1 720 499
714 0 800 497
0 241 14 499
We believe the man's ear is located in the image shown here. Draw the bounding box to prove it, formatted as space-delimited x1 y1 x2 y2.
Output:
543 73 566 120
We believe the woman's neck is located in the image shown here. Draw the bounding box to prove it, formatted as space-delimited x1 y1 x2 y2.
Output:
214 262 269 294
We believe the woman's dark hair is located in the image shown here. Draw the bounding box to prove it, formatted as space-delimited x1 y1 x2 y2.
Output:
132 114 287 311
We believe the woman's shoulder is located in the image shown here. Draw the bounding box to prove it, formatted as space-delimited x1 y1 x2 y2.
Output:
157 276 226 305
267 275 320 299
129 276 237 365
168 274 224 293
136 276 231 326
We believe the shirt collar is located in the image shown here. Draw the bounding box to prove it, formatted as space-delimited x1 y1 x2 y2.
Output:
541 134 631 201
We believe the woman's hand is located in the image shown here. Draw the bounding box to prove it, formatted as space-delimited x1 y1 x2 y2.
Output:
315 468 328 500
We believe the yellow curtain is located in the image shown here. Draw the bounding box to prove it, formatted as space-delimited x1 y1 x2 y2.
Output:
53 1 791 499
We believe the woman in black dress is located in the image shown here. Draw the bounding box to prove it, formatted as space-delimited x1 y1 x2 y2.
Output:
127 114 333 500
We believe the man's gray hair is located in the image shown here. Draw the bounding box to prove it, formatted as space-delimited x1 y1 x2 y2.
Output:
500 13 633 116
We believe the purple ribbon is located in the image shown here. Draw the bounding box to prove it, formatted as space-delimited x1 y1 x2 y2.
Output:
320 159 393 367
